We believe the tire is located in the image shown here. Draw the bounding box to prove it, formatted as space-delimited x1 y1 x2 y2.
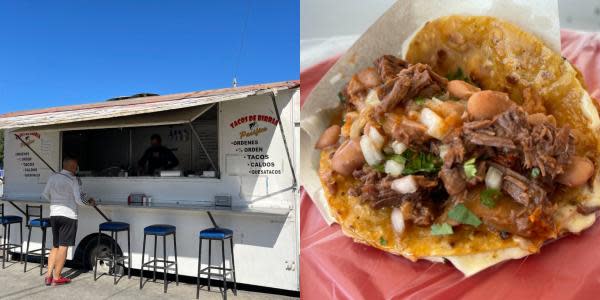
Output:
83 234 124 275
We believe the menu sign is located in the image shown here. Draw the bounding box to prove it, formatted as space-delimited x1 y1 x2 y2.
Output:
14 133 42 178
5 131 59 186
227 114 283 176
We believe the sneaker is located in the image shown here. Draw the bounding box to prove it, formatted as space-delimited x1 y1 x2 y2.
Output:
45 277 53 286
52 277 71 285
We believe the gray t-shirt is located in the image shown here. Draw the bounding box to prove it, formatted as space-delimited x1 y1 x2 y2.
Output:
42 170 89 220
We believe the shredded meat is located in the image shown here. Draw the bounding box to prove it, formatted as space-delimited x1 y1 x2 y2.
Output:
463 107 574 179
400 198 436 226
375 63 448 114
465 132 517 148
350 166 438 225
374 55 408 82
490 162 548 206
392 119 429 145
442 129 466 167
439 167 466 195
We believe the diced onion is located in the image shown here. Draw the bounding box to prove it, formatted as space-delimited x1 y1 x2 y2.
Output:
391 176 418 194
383 145 394 154
438 144 449 161
368 126 385 149
419 107 445 140
385 159 405 177
430 97 443 104
485 166 503 189
391 207 405 235
360 135 384 166
365 89 380 106
391 141 407 155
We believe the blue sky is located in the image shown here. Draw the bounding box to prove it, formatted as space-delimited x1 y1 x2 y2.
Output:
0 1 298 114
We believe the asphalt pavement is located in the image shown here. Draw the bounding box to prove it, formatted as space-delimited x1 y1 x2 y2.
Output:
0 258 296 300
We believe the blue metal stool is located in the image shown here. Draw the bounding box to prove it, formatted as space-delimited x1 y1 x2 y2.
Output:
23 205 50 275
93 221 131 284
140 224 179 293
0 203 23 269
196 227 237 299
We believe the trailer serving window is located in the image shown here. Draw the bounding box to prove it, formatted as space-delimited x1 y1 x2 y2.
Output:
61 104 219 178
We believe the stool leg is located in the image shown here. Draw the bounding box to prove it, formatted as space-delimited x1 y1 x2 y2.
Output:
41 228 47 276
94 230 101 281
24 226 31 273
196 238 202 299
222 239 227 300
113 231 118 285
153 235 157 282
19 221 23 264
140 233 146 289
127 229 131 279
230 238 237 295
163 235 167 293
2 224 6 269
208 239 212 291
173 232 178 286
7 224 11 265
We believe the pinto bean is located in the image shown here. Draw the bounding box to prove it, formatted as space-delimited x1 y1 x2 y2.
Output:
557 156 595 187
447 80 480 99
331 138 365 176
315 125 341 149
467 90 515 120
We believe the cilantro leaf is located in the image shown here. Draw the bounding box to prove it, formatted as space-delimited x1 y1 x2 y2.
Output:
448 204 482 227
401 150 442 175
388 154 406 165
431 223 454 236
379 237 387 245
480 188 500 208
414 97 425 105
372 164 385 173
531 167 540 178
463 158 477 179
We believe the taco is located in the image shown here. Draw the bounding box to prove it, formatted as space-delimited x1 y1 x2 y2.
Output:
315 15 600 276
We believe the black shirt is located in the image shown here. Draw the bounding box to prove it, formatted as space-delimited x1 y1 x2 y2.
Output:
138 145 179 175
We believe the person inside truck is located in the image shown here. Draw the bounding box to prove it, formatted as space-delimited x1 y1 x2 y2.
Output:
137 134 179 176
42 156 96 286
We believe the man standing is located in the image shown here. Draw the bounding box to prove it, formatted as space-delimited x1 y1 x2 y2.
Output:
42 156 95 286
138 134 179 176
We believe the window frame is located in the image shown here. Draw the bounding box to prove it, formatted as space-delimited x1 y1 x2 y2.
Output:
59 103 221 180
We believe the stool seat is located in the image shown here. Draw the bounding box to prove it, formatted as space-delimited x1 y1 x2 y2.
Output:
199 227 233 239
99 221 130 231
0 215 22 225
144 224 176 236
29 218 51 228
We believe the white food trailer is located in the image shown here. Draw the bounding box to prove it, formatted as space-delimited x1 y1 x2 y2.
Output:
0 81 300 292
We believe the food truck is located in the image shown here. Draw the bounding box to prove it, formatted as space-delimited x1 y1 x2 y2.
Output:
0 81 300 292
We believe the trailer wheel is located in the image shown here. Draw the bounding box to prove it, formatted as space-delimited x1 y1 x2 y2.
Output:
82 234 124 276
